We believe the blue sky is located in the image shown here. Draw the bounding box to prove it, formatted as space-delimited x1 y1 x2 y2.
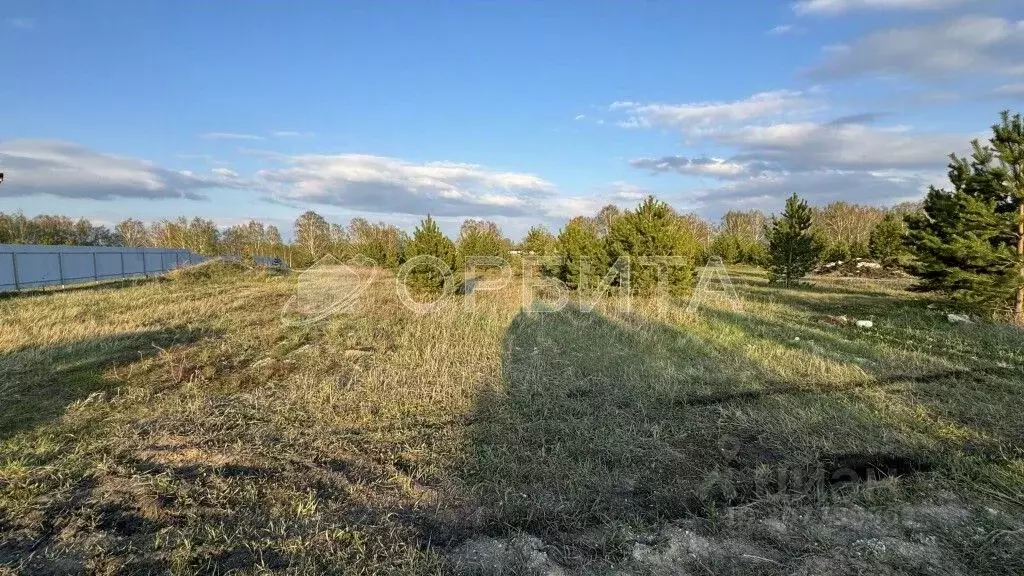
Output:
2 0 1023 239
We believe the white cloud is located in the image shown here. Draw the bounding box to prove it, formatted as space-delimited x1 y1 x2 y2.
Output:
610 90 815 132
688 169 937 215
574 114 587 121
793 0 980 15
808 16 1024 81
717 121 968 172
272 131 315 138
628 120 968 204
0 139 246 200
200 132 266 141
256 153 557 218
617 84 974 215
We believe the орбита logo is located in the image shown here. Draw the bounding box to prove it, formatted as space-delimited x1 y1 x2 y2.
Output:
281 254 379 326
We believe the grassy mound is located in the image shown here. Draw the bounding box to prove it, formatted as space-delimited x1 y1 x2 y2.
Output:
168 258 266 282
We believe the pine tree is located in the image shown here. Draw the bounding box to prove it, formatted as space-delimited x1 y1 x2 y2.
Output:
992 111 1024 321
556 216 609 290
869 213 908 268
766 193 819 287
404 215 457 293
906 111 1024 320
606 195 699 296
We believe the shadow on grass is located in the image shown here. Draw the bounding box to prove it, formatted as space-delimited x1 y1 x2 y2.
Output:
0 327 209 438
0 276 169 300
464 304 939 544
700 305 1024 457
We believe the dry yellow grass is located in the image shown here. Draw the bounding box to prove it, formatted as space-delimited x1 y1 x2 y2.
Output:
1 263 1022 574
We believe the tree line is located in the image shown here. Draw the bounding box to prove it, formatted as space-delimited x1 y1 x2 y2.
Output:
2 110 1021 322
0 214 285 261
0 202 914 272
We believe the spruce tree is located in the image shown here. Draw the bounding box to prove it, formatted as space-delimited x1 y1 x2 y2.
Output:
403 215 457 293
766 193 819 287
905 111 1024 320
606 195 699 296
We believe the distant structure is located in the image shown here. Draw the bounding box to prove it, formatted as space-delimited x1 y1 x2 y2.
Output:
0 172 5 185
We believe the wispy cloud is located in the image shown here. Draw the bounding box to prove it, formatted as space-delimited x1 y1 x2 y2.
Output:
807 16 1024 81
271 131 316 138
992 82 1024 98
610 90 816 132
768 24 796 36
200 132 266 141
793 0 981 15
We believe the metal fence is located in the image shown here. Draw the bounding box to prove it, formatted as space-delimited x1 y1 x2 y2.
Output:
0 244 207 292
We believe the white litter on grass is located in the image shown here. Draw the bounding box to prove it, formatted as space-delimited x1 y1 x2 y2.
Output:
855 320 873 328
947 314 973 324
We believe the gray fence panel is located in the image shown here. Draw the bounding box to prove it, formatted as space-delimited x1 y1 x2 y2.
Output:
95 253 123 279
15 253 61 288
143 252 162 274
0 254 15 291
61 253 95 284
122 252 145 276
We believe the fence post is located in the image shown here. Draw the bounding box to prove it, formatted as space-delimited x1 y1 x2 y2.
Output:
57 252 65 287
120 252 125 280
93 251 99 281
10 253 19 291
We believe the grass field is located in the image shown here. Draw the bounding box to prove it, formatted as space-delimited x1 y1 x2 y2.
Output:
1 261 1023 575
